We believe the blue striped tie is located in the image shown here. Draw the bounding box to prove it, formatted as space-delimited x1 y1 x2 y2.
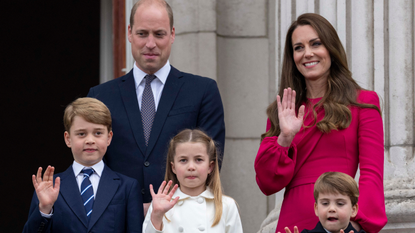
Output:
81 168 94 221
141 74 156 146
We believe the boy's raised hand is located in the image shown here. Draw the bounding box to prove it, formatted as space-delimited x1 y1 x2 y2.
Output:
340 230 353 233
149 180 179 230
32 166 60 214
277 226 299 233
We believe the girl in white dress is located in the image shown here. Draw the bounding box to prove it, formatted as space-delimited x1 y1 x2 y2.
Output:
143 129 243 233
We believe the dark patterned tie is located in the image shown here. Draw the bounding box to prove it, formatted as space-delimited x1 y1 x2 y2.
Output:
81 168 94 222
141 74 156 146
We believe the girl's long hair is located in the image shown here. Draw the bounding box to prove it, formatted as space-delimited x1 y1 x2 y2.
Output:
262 13 380 140
165 129 223 227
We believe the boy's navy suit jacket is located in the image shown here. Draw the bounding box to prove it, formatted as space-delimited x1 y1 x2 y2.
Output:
23 164 143 233
301 222 366 233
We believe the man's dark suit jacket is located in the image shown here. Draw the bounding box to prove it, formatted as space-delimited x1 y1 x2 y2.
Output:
23 164 143 233
301 221 366 233
87 66 225 202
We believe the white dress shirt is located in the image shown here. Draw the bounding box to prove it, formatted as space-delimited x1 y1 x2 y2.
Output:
143 187 243 233
133 61 171 110
72 160 104 197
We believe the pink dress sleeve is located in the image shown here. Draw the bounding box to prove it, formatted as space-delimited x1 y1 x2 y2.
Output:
353 91 387 232
254 119 298 195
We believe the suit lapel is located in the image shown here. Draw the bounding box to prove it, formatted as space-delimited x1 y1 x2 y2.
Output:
88 165 120 231
119 70 147 156
145 66 184 158
59 166 89 228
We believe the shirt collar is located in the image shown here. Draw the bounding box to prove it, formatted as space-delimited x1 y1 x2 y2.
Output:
72 160 104 178
173 187 215 201
133 60 171 89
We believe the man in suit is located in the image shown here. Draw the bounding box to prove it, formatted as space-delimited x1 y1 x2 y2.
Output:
87 0 225 213
23 97 143 233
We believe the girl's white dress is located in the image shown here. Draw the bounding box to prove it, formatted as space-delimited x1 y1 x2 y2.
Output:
143 187 243 233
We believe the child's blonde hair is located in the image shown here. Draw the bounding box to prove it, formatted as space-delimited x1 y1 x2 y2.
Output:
63 97 112 132
314 172 359 206
165 129 223 227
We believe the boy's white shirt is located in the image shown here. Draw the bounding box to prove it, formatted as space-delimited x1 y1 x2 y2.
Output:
72 160 104 196
143 187 243 233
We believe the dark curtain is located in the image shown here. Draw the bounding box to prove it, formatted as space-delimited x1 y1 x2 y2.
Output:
2 1 100 231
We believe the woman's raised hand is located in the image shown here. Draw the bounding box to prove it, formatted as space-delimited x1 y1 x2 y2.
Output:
277 88 305 147
149 180 179 230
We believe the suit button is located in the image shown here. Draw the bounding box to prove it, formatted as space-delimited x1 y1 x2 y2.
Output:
141 188 145 194
178 226 184 232
144 161 150 167
198 226 205 231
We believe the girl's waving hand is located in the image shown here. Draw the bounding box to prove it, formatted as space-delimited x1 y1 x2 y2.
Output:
149 180 179 230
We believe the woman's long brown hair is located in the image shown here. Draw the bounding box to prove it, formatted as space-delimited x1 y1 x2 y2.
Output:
262 13 380 140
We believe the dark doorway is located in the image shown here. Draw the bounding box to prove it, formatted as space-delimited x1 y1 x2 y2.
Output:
2 1 100 231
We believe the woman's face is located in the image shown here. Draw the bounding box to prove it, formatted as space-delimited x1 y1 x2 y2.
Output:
292 25 331 82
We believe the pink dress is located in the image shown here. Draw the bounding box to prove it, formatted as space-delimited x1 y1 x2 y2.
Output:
255 90 387 233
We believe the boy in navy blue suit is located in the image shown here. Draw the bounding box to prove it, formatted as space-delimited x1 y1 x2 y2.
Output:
23 97 143 233
304 172 365 233
281 172 365 233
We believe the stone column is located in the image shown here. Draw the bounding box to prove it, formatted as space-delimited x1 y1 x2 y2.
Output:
216 0 271 232
382 0 415 232
168 0 217 81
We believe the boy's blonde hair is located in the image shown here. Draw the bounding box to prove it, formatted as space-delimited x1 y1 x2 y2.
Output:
314 172 359 206
63 97 112 132
165 129 223 227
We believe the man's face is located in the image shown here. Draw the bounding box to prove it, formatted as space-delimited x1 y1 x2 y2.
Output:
128 3 175 74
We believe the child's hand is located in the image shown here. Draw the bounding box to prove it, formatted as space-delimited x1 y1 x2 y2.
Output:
340 230 353 233
277 226 299 233
149 180 179 230
32 166 60 214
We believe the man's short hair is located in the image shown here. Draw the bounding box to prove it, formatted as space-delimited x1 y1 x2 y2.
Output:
314 172 359 206
130 0 174 30
63 97 112 132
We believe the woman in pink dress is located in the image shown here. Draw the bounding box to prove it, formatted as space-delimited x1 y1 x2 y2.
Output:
254 13 387 233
